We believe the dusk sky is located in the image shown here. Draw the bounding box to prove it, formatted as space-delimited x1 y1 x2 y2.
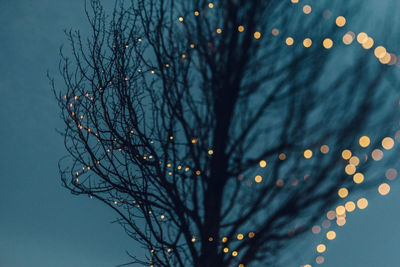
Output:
1 1 399 266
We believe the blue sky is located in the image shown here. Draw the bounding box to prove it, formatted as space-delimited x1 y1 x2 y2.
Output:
0 1 399 266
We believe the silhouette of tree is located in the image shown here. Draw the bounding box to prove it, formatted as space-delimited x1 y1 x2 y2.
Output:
52 0 400 266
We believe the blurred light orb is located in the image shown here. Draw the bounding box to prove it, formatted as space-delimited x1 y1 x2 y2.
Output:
272 28 279 36
357 32 368 44
303 5 312 14
357 198 368 209
359 136 370 147
342 149 352 160
336 205 346 215
337 218 346 226
316 244 326 253
320 145 330 154
362 37 374 49
338 188 349 198
345 201 356 212
380 53 391 64
382 137 394 150
303 38 312 48
322 220 331 228
304 149 313 159
336 16 346 27
259 160 267 168
286 37 294 46
327 210 336 220
316 256 325 264
349 156 360 166
255 175 263 183
343 32 355 45
345 164 356 175
312 225 321 234
323 38 333 49
323 10 332 19
371 149 383 161
378 183 390 196
385 168 397 180
353 172 365 184
326 230 336 240
388 53 397 65
374 46 387 59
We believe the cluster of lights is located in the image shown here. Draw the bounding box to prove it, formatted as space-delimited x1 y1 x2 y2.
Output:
68 2 400 267
300 134 397 266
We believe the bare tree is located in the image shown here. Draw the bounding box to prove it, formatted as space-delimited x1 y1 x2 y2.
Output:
52 0 400 266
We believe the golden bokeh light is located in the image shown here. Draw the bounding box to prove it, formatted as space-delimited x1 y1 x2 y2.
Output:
349 156 360 166
337 218 346 226
342 149 352 160
382 137 394 150
303 38 312 48
323 38 333 49
259 160 267 168
303 5 312 14
255 175 263 183
345 164 356 175
374 46 387 59
237 234 244 240
336 16 346 27
326 230 336 240
338 188 349 198
362 37 374 50
378 183 390 196
380 53 391 64
335 205 346 216
316 244 326 253
357 32 368 44
359 136 370 148
286 37 294 46
238 25 245 32
353 172 364 184
357 198 368 209
254 31 262 39
304 149 313 159
345 201 356 212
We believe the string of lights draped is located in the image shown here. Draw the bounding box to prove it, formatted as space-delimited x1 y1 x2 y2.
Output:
67 1 399 266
